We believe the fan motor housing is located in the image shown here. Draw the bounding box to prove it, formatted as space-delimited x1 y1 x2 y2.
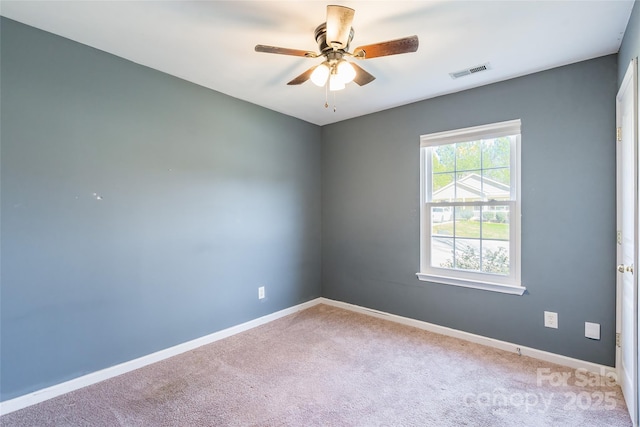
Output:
314 23 354 55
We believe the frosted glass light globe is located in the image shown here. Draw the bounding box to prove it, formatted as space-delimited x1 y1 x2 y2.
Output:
329 74 345 91
337 60 356 84
310 63 330 87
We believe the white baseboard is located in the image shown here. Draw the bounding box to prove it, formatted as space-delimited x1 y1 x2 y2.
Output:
1 296 616 416
0 298 322 416
318 298 616 379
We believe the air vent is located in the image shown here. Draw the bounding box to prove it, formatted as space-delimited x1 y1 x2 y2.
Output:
449 63 491 79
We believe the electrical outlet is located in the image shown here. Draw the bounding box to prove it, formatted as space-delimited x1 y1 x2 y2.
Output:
544 311 558 329
258 286 265 300
585 322 600 340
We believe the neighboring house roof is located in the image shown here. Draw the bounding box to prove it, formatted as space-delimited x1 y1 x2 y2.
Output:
433 173 510 201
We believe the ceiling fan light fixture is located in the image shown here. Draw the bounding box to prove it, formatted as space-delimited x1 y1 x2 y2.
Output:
329 73 345 91
310 63 330 86
336 60 356 84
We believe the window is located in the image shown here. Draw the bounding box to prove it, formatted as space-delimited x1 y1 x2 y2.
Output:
417 120 524 295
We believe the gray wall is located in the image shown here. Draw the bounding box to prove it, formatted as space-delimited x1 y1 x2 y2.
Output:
618 0 639 86
0 18 322 401
322 55 619 366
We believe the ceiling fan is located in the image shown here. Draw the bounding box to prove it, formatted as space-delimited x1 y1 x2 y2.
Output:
255 5 419 92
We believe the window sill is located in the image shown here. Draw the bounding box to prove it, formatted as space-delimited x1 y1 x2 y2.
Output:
416 272 526 295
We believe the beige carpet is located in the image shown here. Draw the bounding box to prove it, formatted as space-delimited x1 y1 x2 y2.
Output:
0 304 632 426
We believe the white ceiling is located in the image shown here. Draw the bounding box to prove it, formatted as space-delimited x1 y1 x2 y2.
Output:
0 1 635 126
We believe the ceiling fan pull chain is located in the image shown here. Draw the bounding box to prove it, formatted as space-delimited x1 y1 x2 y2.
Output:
324 83 329 109
333 91 337 112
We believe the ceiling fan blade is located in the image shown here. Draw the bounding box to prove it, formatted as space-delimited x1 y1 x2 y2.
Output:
326 5 355 49
255 45 316 57
351 63 376 86
287 65 318 85
353 35 419 59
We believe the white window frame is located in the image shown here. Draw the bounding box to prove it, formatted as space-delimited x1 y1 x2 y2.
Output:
417 119 524 295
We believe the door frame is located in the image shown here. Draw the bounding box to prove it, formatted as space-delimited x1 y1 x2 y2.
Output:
616 57 639 427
